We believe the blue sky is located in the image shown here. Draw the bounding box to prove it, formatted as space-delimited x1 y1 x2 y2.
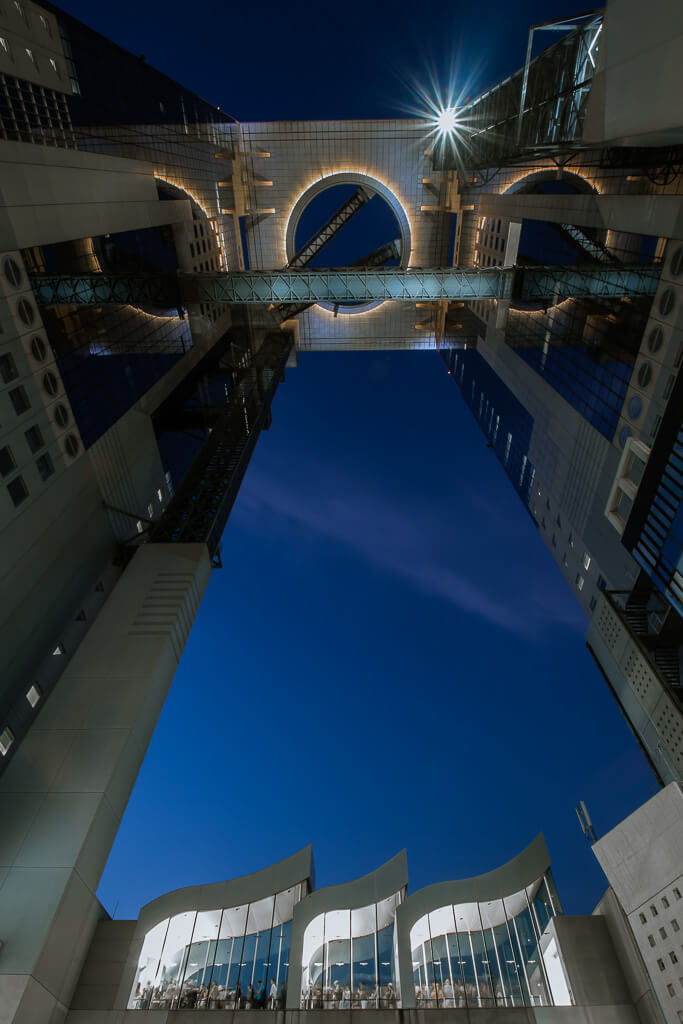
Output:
98 352 654 919
53 0 658 920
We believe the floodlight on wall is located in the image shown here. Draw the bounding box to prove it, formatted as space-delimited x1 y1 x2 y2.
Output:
436 107 458 135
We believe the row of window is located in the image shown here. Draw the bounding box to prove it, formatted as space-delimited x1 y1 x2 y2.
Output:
639 890 683 923
648 918 681 945
0 34 61 77
4 0 52 33
0 71 75 147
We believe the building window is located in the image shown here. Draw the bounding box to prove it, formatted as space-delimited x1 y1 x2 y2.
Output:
546 498 551 510
576 574 584 591
0 352 19 383
568 532 574 548
597 575 606 591
667 984 675 997
3 256 22 287
674 889 681 900
157 487 163 501
590 596 597 611
562 553 568 567
36 452 54 480
49 57 58 74
0 726 14 756
147 502 153 517
26 683 41 707
38 13 51 33
7 475 28 506
0 446 16 477
671 953 679 965
639 913 647 924
659 927 668 939
42 372 58 396
64 434 79 458
662 897 670 909
75 609 87 621
9 385 30 415
650 905 659 916
551 534 556 547
54 404 69 427
0 37 11 56
24 48 36 66
583 552 591 570
25 425 44 453
658 959 665 972
672 919 679 932
648 935 656 947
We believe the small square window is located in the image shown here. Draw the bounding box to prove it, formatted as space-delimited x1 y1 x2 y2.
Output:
136 519 143 533
25 47 36 65
660 927 668 939
9 385 30 415
36 452 54 480
576 574 585 591
651 905 659 917
26 683 40 707
0 37 10 56
157 488 163 501
590 596 597 612
674 889 681 900
75 609 86 622
597 575 607 591
546 498 551 511
662 897 670 909
556 514 561 528
671 952 678 965
0 352 19 383
639 913 647 924
25 425 44 453
7 475 28 506
147 503 153 518
562 553 568 567
49 57 58 73
569 532 574 548
0 726 14 756
672 919 680 933
657 959 665 972
648 934 656 947
667 984 675 997
94 581 104 593
0 445 16 477
583 552 591 570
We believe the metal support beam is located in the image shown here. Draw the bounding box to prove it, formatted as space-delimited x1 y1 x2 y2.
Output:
287 186 373 269
147 332 292 559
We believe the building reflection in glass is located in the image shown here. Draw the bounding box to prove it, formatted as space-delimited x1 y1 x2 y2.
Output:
128 883 305 1010
300 893 401 1009
409 874 559 1008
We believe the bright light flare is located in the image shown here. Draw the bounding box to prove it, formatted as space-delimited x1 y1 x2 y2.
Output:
436 106 458 135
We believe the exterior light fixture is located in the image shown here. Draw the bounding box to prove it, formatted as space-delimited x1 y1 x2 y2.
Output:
436 107 458 134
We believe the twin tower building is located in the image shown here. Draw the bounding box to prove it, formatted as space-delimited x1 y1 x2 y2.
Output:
0 0 682 1022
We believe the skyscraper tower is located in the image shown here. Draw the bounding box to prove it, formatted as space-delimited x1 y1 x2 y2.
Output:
0 1 682 1021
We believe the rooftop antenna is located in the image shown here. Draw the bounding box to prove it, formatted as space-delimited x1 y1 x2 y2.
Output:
576 800 598 842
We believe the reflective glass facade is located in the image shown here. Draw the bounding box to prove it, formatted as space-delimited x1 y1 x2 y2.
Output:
300 893 401 1009
128 883 305 1010
409 874 559 1008
440 346 535 504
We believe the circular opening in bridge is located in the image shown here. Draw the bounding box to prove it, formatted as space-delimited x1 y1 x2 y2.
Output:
285 172 411 316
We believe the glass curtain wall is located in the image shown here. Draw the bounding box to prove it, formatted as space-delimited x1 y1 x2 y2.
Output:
410 874 559 1009
128 883 303 1010
300 892 401 1009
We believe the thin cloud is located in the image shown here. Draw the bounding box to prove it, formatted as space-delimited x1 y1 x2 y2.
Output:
235 460 585 637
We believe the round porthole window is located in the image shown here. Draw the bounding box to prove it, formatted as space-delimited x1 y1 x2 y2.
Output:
64 434 79 457
647 326 664 353
4 257 22 288
30 336 47 362
628 395 643 420
637 362 653 388
17 298 35 326
43 371 58 396
659 289 676 317
619 426 633 449
54 403 69 427
670 245 683 278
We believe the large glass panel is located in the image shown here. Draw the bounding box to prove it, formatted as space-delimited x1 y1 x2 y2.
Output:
529 876 553 934
503 907 531 1006
279 919 292 1006
447 932 466 1007
428 906 455 1008
378 925 396 1005
180 909 221 1008
155 911 195 1009
515 903 549 1006
301 912 325 1007
128 918 169 1008
249 896 275 1008
410 913 430 1008
493 922 523 1007
240 930 257 1005
324 909 350 1007
472 907 495 1007
453 906 477 1007
221 904 248 1007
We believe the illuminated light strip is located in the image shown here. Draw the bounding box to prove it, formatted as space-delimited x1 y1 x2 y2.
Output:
499 165 601 195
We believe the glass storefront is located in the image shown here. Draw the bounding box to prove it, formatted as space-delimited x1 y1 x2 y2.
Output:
300 892 402 1009
409 874 558 1009
128 883 305 1010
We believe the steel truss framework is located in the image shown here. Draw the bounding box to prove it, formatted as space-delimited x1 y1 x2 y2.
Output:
31 264 661 308
147 332 292 561
287 186 373 269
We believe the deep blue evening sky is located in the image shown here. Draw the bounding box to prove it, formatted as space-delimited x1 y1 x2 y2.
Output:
57 0 656 917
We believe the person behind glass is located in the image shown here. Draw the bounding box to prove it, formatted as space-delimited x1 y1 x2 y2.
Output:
443 978 454 1007
313 983 323 1009
415 985 424 1008
254 979 265 1008
246 982 255 1009
343 983 351 1008
269 978 278 1009
358 981 368 1009
385 982 396 1008
332 980 342 1008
